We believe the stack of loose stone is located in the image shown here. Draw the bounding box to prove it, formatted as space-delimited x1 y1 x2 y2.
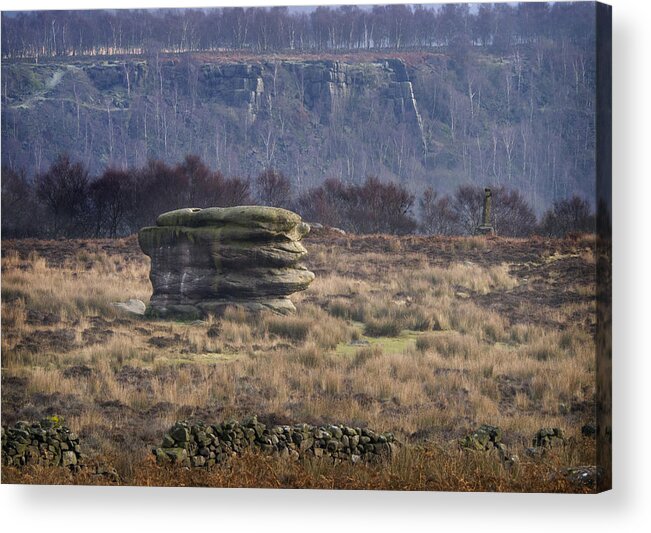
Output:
532 427 566 448
138 206 315 318
525 427 567 458
459 424 518 468
152 418 399 467
1 418 83 469
460 424 507 453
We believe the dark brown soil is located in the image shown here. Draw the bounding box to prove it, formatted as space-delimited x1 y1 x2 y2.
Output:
15 328 77 353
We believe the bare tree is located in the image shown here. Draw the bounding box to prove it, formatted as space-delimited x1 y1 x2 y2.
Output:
419 187 459 235
541 195 595 237
256 167 292 208
1 166 41 238
450 184 484 235
89 168 133 237
35 155 90 237
298 176 416 235
491 187 537 237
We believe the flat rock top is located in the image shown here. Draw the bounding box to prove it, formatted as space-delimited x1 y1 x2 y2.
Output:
156 206 303 231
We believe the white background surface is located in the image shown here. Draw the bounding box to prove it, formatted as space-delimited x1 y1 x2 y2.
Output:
1 0 649 530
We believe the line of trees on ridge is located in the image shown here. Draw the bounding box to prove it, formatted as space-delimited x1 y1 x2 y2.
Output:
1 154 596 240
2 3 595 59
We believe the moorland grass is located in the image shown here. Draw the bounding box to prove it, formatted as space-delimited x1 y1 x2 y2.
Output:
0 234 601 490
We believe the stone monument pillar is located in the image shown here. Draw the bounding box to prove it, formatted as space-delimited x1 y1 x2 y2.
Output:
477 188 495 235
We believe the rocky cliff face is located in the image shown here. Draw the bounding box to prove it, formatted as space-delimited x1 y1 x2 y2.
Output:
159 57 425 142
199 63 265 114
1 56 430 170
1 51 597 210
283 58 424 139
40 56 423 128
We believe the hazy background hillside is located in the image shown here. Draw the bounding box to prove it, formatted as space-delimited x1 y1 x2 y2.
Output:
2 2 597 212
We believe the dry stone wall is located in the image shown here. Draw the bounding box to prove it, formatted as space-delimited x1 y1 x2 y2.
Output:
152 418 399 467
1 418 83 469
4 417 585 480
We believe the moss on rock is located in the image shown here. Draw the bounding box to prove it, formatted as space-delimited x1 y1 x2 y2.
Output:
155 205 306 233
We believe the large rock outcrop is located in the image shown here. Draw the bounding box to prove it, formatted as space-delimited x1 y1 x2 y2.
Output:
138 206 314 318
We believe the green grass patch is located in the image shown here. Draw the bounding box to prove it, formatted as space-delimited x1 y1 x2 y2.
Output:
335 329 422 357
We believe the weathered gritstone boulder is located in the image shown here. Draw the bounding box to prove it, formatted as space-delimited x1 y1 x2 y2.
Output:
152 418 399 467
1 418 83 469
138 206 315 318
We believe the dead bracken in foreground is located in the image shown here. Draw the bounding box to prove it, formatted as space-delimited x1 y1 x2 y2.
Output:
1 444 596 493
1 232 604 490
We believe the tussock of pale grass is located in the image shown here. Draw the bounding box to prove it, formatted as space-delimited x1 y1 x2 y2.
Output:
221 305 253 324
448 302 508 342
287 341 330 369
423 263 517 295
309 316 354 350
349 344 383 369
509 323 546 345
87 334 142 368
417 331 481 360
308 274 372 299
264 314 312 342
453 236 488 251
323 261 516 342
415 333 439 353
219 319 253 348
330 295 440 334
364 317 402 337
469 390 501 419
1 298 27 330
183 326 224 354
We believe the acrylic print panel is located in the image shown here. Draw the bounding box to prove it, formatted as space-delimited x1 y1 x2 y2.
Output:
0 1 611 493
